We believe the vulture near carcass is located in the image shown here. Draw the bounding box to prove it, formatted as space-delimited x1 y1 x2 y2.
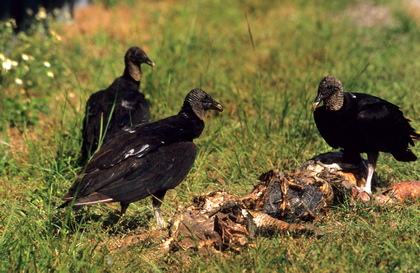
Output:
312 75 419 194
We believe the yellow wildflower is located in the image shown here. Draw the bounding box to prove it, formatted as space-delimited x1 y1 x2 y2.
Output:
50 30 62 42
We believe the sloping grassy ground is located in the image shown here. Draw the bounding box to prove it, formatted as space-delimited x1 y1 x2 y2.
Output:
1 0 419 271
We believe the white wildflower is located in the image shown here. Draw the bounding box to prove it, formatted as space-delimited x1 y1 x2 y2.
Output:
22 54 34 61
44 61 51 67
2 59 12 71
15 78 23 85
47 71 54 78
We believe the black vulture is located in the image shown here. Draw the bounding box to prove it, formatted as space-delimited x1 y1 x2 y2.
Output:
80 46 155 165
312 75 419 194
62 89 223 228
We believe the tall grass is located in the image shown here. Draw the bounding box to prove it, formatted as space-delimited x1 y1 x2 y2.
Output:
1 0 419 271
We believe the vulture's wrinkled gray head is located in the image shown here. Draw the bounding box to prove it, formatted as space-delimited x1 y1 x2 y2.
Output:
312 75 344 111
181 89 224 119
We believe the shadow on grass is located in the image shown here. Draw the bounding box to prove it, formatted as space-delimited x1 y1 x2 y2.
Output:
53 205 155 236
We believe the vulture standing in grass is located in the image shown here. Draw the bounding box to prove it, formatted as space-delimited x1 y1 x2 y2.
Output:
312 75 419 194
62 89 223 228
80 46 155 164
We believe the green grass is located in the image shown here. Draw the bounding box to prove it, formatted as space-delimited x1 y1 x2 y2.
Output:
1 0 420 271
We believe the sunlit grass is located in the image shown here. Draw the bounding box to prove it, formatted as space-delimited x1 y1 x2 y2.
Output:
1 0 420 271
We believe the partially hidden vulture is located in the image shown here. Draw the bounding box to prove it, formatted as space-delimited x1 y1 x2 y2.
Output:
80 46 155 164
62 89 223 228
312 75 419 194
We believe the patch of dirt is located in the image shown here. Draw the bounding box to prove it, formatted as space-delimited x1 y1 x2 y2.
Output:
345 2 395 28
61 1 178 47
344 1 420 27
3 113 56 164
64 4 150 43
406 0 420 22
